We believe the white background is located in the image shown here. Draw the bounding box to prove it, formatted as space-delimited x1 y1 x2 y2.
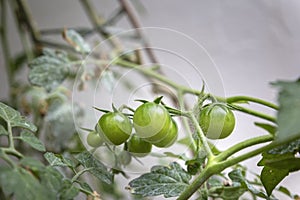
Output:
1 0 300 199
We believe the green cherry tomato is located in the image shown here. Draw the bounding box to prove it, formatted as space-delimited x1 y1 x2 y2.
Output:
127 134 152 157
133 102 171 143
98 112 132 145
199 104 235 139
87 131 103 147
152 119 178 148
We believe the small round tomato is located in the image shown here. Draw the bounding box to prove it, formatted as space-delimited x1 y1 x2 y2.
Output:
152 119 178 148
199 104 235 139
98 111 132 145
87 131 103 147
127 134 152 157
133 102 171 142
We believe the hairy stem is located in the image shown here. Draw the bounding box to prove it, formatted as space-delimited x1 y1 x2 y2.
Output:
226 96 278 110
230 104 276 123
216 134 273 162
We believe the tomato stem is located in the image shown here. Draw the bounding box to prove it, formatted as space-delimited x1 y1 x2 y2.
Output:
215 134 274 162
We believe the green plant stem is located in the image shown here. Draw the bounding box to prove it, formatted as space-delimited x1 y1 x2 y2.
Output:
226 96 278 110
187 112 214 161
178 134 300 200
230 104 276 123
0 151 16 167
115 59 201 95
177 167 215 200
71 167 93 182
216 134 274 162
2 147 23 159
177 91 197 152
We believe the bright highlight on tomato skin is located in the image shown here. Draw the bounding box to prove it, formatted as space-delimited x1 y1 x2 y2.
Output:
133 102 171 142
199 104 235 140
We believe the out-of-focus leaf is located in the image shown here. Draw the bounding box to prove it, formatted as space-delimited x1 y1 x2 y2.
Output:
128 162 191 198
0 124 8 135
273 80 300 143
0 167 50 200
254 122 277 136
261 167 289 196
19 157 45 172
63 29 91 53
101 70 116 93
44 99 83 150
19 131 46 152
76 151 113 184
59 179 80 200
28 48 70 91
0 102 37 132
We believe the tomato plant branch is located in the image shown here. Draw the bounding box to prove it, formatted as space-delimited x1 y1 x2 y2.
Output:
215 134 273 162
226 96 278 110
115 59 201 95
177 167 215 200
71 167 93 183
177 91 197 152
229 104 276 123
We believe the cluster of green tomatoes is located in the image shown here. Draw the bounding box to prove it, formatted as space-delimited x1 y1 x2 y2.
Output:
87 98 235 157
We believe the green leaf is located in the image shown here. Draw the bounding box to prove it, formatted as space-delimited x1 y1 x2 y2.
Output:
258 152 300 172
268 139 300 154
128 162 191 198
44 152 69 167
0 102 37 132
19 157 45 172
19 131 46 152
273 80 300 143
44 100 83 150
76 151 113 184
0 167 49 200
59 179 80 200
261 167 289 196
63 29 91 53
0 124 8 135
228 169 268 199
28 48 70 91
101 70 116 93
254 122 277 135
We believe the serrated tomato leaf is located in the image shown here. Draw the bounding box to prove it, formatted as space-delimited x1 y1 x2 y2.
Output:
0 102 37 132
76 151 113 184
44 152 69 167
128 162 191 198
28 48 70 91
19 131 46 152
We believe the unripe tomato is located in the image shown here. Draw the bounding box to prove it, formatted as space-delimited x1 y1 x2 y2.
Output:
133 102 171 143
199 104 235 139
127 134 152 157
152 119 178 148
98 112 132 145
87 131 103 147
